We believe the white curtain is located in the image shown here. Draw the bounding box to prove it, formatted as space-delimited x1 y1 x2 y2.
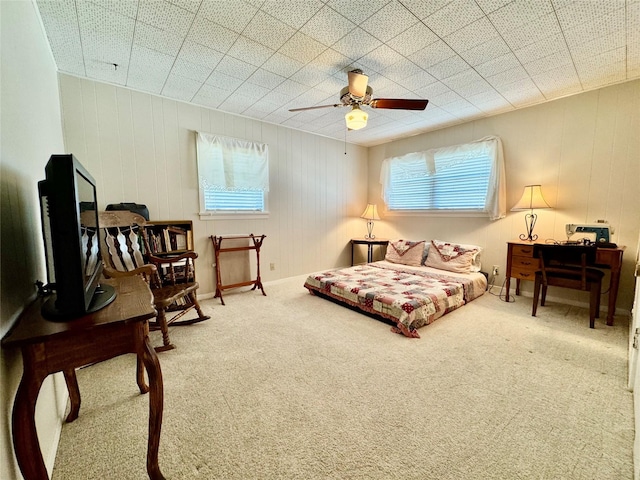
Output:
197 132 269 192
379 135 506 220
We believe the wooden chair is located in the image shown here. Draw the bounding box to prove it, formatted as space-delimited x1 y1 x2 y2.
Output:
531 244 605 328
98 211 210 351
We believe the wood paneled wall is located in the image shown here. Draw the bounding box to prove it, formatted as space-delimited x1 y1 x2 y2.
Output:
368 80 640 310
58 74 368 296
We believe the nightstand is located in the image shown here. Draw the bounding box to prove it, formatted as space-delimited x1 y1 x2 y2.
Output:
351 238 389 265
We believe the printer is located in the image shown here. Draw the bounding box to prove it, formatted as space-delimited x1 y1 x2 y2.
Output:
566 222 613 244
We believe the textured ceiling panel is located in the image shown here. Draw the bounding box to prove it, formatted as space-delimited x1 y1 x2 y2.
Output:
36 0 639 147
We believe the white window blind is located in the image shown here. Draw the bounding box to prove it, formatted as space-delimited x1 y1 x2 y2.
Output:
196 132 269 215
380 136 506 220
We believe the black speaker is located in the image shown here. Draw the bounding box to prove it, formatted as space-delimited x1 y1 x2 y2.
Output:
105 202 150 221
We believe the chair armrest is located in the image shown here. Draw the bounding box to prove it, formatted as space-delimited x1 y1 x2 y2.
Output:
146 251 199 265
103 264 157 279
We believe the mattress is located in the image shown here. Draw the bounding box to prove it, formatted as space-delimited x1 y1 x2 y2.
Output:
304 260 487 337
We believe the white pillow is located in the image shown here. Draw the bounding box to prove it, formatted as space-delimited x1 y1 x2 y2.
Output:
424 240 482 274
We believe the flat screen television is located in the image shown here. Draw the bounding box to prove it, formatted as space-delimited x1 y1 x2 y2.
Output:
38 154 116 320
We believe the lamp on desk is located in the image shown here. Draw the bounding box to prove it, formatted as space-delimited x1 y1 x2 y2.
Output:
360 204 380 239
511 184 551 241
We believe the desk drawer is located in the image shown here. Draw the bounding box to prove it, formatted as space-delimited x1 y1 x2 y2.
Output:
512 245 535 257
512 255 538 271
511 267 536 280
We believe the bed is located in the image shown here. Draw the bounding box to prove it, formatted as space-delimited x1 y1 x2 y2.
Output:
303 240 488 338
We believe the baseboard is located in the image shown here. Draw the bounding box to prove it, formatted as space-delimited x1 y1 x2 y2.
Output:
517 290 631 317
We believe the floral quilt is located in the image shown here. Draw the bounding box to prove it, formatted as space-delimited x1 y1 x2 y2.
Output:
304 262 484 338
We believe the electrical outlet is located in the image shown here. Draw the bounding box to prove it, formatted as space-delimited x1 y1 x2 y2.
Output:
492 265 499 276
270 263 275 271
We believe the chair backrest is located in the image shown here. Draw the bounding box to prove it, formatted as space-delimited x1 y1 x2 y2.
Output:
533 244 598 290
98 210 149 273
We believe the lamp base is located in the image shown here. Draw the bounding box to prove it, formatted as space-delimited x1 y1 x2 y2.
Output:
518 212 538 242
365 220 375 239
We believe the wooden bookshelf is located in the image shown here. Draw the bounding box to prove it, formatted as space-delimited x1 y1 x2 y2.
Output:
144 220 194 256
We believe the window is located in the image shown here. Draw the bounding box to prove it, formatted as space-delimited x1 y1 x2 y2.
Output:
380 136 506 220
196 132 269 218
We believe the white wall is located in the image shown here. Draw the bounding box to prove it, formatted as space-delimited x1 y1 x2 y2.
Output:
57 75 369 296
1 1 68 478
368 80 640 311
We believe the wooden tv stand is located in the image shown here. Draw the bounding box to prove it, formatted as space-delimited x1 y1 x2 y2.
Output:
210 234 266 305
1 275 164 480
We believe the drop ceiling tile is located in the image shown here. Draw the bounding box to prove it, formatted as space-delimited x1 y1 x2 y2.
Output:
85 61 128 85
219 96 256 114
422 0 485 37
227 36 275 67
524 50 573 76
127 45 175 93
361 1 420 43
171 58 212 82
36 0 85 75
213 56 257 81
426 56 471 81
358 45 406 74
198 0 258 33
168 0 202 14
386 22 440 57
290 64 328 88
233 82 271 102
568 31 625 60
260 89 298 107
245 68 287 90
410 40 456 69
88 0 139 18
133 21 184 57
279 32 328 64
312 48 351 75
563 10 626 49
513 34 567 64
204 71 243 91
242 99 280 119
137 0 195 35
442 70 494 97
401 0 461 20
326 0 390 25
474 0 513 14
314 75 349 94
429 89 465 107
466 90 511 110
496 78 545 106
261 52 305 77
458 36 511 66
475 52 521 78
273 79 310 98
488 0 553 32
243 11 296 50
532 64 582 98
555 0 623 31
261 0 324 29
300 5 355 46
177 40 224 69
162 73 202 101
445 17 499 53
485 65 531 88
499 12 562 50
187 16 238 53
332 28 383 61
574 47 626 81
414 81 453 99
395 70 438 92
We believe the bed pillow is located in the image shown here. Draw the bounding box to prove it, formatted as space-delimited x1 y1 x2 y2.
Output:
385 239 425 267
424 240 481 274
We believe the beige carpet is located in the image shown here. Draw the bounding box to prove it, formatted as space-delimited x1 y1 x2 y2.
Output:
52 275 633 479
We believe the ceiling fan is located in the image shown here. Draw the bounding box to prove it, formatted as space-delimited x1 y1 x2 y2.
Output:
288 69 429 130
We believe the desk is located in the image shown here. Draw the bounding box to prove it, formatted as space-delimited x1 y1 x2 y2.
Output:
351 238 389 265
505 241 625 325
1 275 164 480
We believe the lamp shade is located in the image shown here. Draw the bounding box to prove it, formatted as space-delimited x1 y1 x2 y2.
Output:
361 203 380 220
345 105 368 130
511 185 551 211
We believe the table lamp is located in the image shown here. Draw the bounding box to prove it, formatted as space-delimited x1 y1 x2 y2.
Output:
511 185 551 241
361 204 380 239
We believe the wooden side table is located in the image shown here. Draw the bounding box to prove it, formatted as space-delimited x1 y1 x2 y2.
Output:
1 275 164 480
351 238 389 265
505 240 625 325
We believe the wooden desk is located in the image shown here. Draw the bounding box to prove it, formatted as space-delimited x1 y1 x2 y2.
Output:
351 238 389 265
505 241 625 325
1 275 164 480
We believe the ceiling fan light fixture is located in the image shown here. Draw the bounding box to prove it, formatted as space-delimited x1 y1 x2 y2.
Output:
345 105 368 130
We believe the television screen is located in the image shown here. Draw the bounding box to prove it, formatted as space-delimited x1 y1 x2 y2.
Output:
39 154 116 320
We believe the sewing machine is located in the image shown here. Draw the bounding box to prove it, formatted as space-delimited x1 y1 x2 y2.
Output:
565 223 613 244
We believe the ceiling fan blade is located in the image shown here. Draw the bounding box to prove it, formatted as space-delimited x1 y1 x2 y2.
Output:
289 104 342 112
369 98 429 110
348 70 369 98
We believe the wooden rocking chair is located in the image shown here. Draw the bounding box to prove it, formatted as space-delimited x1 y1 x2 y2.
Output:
98 210 210 351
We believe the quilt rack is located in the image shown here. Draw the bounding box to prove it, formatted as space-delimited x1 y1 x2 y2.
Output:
210 234 266 305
